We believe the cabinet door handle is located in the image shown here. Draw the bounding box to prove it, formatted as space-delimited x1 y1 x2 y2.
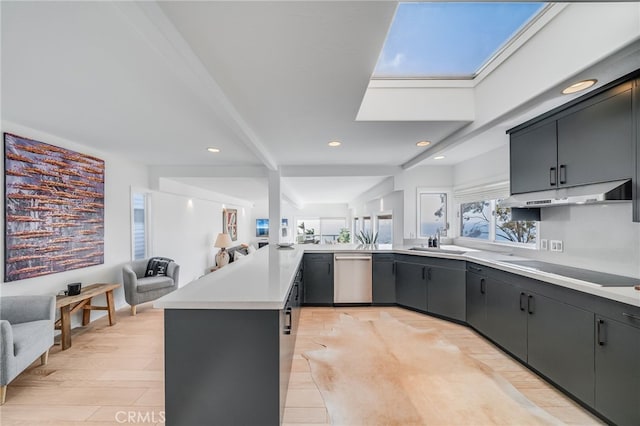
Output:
559 164 567 185
519 292 526 311
284 307 292 335
427 268 432 281
527 295 534 314
392 261 396 275
295 284 299 301
597 319 606 345
550 167 557 186
327 263 331 275
622 312 640 321
480 278 486 294
422 267 426 280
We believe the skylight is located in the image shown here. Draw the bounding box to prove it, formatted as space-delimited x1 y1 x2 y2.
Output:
373 2 546 79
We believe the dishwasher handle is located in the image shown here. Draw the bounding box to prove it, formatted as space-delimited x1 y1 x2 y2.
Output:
335 256 372 261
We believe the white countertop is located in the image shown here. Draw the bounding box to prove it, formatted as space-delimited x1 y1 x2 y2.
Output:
155 243 640 310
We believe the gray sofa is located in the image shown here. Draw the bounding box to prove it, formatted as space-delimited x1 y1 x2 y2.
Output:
0 295 56 404
122 259 180 315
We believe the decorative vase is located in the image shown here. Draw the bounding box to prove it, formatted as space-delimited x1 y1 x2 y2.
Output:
216 249 230 267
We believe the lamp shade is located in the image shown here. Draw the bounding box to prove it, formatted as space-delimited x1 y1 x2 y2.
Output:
214 233 233 248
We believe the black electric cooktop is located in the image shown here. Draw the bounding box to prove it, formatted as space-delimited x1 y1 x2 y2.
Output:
501 260 640 287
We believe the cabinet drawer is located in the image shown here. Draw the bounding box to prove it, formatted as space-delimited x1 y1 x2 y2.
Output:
303 253 332 261
373 253 395 262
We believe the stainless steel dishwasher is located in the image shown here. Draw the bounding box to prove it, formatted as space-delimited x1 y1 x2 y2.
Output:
334 253 372 303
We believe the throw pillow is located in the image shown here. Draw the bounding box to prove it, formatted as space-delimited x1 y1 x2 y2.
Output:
145 257 173 277
233 251 246 261
247 245 256 254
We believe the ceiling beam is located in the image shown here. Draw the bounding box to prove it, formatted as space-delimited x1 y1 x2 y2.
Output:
280 165 401 178
114 1 278 170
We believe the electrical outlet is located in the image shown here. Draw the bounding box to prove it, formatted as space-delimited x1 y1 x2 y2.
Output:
550 240 564 252
540 239 548 250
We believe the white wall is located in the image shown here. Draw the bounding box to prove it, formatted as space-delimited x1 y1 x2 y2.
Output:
453 145 509 189
150 191 253 284
394 166 454 240
0 122 149 326
526 204 640 277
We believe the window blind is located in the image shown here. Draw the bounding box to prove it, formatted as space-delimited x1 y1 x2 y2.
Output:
453 181 510 205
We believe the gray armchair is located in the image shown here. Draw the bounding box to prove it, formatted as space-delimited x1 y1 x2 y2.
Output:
122 259 180 315
0 295 56 404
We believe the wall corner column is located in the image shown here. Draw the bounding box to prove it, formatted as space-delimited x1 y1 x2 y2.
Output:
268 169 282 245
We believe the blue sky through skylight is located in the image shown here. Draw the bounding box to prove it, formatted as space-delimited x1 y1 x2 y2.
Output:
373 2 545 78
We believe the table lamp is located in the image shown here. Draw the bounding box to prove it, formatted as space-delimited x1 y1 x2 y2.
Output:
214 233 233 267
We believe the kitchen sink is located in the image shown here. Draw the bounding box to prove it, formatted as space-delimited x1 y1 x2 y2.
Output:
410 247 466 255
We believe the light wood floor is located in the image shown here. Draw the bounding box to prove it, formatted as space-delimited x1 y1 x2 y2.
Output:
0 304 603 425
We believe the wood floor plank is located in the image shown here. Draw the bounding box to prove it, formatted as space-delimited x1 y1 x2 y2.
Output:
0 305 603 425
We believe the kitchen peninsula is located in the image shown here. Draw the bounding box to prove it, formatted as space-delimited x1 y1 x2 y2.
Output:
155 244 640 426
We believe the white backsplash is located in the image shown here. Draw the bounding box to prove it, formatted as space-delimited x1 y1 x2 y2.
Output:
514 203 639 278
450 203 640 278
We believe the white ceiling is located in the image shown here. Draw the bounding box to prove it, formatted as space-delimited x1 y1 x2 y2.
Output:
2 1 640 205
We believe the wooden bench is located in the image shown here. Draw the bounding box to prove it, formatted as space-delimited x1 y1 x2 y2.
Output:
55 283 120 350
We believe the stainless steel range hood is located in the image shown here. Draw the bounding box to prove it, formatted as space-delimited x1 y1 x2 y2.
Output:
500 179 632 208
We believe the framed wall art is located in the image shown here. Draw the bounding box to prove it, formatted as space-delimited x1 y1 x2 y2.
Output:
4 133 105 282
223 208 238 241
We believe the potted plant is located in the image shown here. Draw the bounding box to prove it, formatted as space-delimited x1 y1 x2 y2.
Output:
355 230 378 246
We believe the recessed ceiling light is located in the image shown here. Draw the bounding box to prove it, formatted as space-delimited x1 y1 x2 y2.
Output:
328 141 341 147
562 79 597 95
416 140 431 147
433 155 446 160
207 147 220 153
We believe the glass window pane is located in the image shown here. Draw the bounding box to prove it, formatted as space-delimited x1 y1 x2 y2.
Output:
363 216 372 234
418 193 447 238
297 219 320 243
495 204 537 244
460 201 491 240
132 193 147 260
320 218 346 243
377 214 393 244
373 2 545 78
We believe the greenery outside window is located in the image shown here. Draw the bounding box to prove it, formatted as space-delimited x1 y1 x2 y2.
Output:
461 200 537 246
296 217 348 243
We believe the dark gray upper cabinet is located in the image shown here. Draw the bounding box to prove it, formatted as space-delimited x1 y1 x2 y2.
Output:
302 253 333 305
395 260 428 312
557 86 633 187
509 79 635 195
372 254 396 304
510 121 558 194
595 315 640 426
526 291 595 406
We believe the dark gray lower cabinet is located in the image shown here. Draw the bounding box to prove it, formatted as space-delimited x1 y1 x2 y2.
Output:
372 254 396 304
595 316 640 426
395 261 427 311
427 263 465 321
165 309 284 425
526 292 595 406
485 278 527 361
303 253 333 305
466 267 488 334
